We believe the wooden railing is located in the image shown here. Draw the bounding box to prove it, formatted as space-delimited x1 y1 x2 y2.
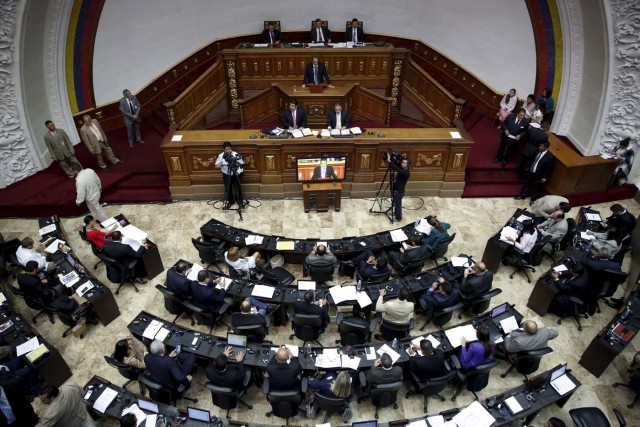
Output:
401 58 465 127
349 85 393 126
163 58 227 130
237 87 280 127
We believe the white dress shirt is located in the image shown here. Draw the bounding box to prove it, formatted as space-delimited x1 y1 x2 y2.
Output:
16 246 47 269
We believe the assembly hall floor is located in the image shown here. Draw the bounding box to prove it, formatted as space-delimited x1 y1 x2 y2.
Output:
1 196 639 426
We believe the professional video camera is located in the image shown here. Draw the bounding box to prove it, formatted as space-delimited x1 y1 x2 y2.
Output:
223 151 242 172
385 148 404 166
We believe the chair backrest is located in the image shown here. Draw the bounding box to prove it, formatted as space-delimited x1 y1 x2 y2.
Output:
339 316 371 345
433 233 456 259
99 254 126 284
310 20 329 30
364 270 391 284
264 20 281 31
192 237 224 265
313 392 348 416
292 313 323 341
78 229 92 245
104 355 141 382
370 381 403 408
309 264 334 284
515 347 553 376
230 313 268 343
57 311 76 328
380 319 412 341
433 302 465 328
420 370 456 397
345 20 364 32
560 218 577 250
569 407 613 427
526 235 552 266
155 284 186 317
464 360 500 393
183 300 215 325
138 374 173 404
267 390 301 420
0 238 20 259
401 254 430 276
224 260 246 279
470 288 502 315
205 383 239 411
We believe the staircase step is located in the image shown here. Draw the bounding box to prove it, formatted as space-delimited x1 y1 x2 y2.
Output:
462 182 523 198
117 173 169 189
465 170 521 184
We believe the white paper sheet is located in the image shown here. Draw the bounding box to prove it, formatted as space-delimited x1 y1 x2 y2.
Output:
516 214 531 223
155 327 171 342
426 415 446 427
356 291 372 308
216 277 233 290
246 235 265 245
499 226 519 244
553 264 568 272
449 131 462 139
142 320 163 340
316 348 341 368
390 228 409 242
377 344 401 364
285 345 299 357
252 284 275 298
146 415 158 427
451 401 495 427
350 127 362 134
365 346 377 360
444 325 478 348
38 224 57 235
580 231 595 240
16 337 39 357
45 239 65 254
297 280 316 291
76 280 94 297
450 256 473 268
302 128 313 136
341 129 350 135
504 396 523 414
171 135 183 142
341 354 361 370
101 217 118 228
0 293 6 304
93 387 118 413
329 285 357 304
291 129 304 138
499 316 520 334
122 236 142 251
410 334 441 351
550 374 576 395
122 403 146 426
585 213 602 221
122 224 147 243
186 263 204 281
330 129 341 136
415 219 433 235
321 129 331 137
272 127 284 135
408 420 428 427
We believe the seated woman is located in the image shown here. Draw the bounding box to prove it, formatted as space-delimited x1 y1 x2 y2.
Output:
224 246 262 276
114 335 146 370
307 371 354 421
497 88 517 125
506 220 538 253
424 216 451 250
587 228 622 258
459 326 495 370
83 215 117 249
537 88 555 123
522 94 538 120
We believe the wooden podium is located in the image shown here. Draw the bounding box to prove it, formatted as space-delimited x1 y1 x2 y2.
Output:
303 182 342 213
527 275 559 316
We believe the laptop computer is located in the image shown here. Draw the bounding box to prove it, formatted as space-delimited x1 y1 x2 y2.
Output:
137 398 159 413
353 421 378 427
490 303 512 327
227 333 247 360
297 280 316 300
185 407 211 427
549 363 567 382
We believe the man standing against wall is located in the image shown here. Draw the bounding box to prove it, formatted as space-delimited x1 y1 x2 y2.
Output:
43 121 81 179
71 163 107 222
79 114 122 169
119 89 144 148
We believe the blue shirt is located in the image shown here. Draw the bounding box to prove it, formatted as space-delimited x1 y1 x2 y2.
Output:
460 341 494 370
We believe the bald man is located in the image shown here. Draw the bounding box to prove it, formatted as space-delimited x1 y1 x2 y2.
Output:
266 347 302 391
459 262 493 297
503 320 558 354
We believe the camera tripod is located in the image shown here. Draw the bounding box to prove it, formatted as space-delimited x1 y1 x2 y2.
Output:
221 161 249 222
369 160 396 224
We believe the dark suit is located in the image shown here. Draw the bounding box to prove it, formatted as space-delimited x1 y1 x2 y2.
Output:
459 271 493 298
495 114 530 162
267 356 302 391
582 256 623 272
0 372 38 427
365 365 403 387
303 63 332 85
518 150 554 200
283 107 307 129
519 126 548 176
345 26 364 43
206 360 246 390
190 281 226 313
549 271 590 316
607 211 636 237
17 273 77 314
326 110 349 129
311 165 337 181
409 348 446 382
309 26 331 43
144 352 196 392
166 268 191 297
103 240 147 277
387 244 431 270
354 250 389 281
293 300 329 326
261 29 280 44
419 288 460 320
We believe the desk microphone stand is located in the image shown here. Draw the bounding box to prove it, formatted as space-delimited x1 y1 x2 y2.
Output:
369 161 395 224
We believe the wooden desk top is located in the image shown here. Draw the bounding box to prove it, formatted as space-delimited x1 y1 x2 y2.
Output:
273 82 357 97
548 133 618 168
303 182 343 192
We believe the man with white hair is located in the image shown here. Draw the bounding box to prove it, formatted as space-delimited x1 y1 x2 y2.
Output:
71 163 107 222
144 340 196 393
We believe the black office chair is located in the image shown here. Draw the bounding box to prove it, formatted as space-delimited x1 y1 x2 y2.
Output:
155 284 193 325
500 347 553 380
612 237 632 265
289 313 323 347
99 253 140 294
104 355 145 395
592 269 628 311
508 235 552 283
458 288 503 319
428 233 456 266
559 218 578 251
191 237 225 272
0 239 22 277
182 300 229 334
450 357 500 401
613 368 640 409
394 254 430 277
258 262 295 286
7 253 24 277
224 260 248 280
406 366 456 413
421 302 465 331
138 374 197 406
376 318 414 342
264 383 303 424
358 372 401 419
230 312 271 344
23 293 56 325
313 392 350 423
335 312 376 345
58 302 96 338
205 371 253 419
570 407 627 427
556 296 587 331
78 230 103 270
309 264 335 285
356 269 391 284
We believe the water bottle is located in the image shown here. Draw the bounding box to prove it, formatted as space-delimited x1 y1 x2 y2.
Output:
306 343 312 357
392 338 398 349
356 280 362 292
415 217 420 228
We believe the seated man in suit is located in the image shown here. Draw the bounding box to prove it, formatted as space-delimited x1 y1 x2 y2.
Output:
18 261 78 314
345 18 364 43
238 297 272 324
602 203 636 237
15 237 52 270
503 320 558 354
377 288 413 324
582 247 623 272
144 339 196 393
365 353 402 388
262 21 280 44
386 236 430 271
408 339 446 382
102 230 147 283
494 108 530 167
353 249 389 281
459 262 493 298
283 99 307 130
515 141 554 203
304 244 337 275
548 263 589 316
302 56 333 88
267 347 302 391
311 158 338 181
530 195 571 221
166 261 192 297
190 269 226 313
293 290 330 330
205 347 246 390
537 213 568 252
419 278 460 324
309 18 331 43
326 103 349 130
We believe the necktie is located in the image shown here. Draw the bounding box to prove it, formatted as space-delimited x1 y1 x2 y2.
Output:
515 119 519 126
0 387 15 424
322 167 326 178
270 32 273 43
532 152 544 173
317 28 323 42
129 99 135 114
292 110 297 129
353 29 357 43
314 66 318 84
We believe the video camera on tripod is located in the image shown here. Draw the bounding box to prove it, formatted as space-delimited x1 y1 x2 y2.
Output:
384 148 404 166
223 151 243 173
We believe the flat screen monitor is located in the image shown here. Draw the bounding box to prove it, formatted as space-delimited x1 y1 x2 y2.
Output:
227 332 247 347
491 303 508 318
137 399 159 413
550 364 567 382
297 280 316 290
297 156 347 183
187 407 210 421
353 421 378 427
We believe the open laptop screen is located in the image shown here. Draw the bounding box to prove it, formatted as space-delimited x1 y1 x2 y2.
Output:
187 407 210 421
352 421 378 427
550 364 567 382
491 303 508 318
227 333 247 347
137 399 158 413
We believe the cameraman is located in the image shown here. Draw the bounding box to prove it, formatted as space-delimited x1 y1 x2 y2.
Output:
384 152 410 221
215 141 245 208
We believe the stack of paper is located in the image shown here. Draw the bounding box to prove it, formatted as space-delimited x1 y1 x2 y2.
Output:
444 325 478 348
291 129 304 138
121 404 147 425
329 285 357 304
186 263 204 281
93 387 118 413
499 316 520 334
17 337 39 356
252 284 275 298
316 348 340 368
499 226 519 244
216 277 233 290
254 43 269 48
26 344 49 363
76 280 94 297
320 129 331 137
415 219 433 235
390 228 409 242
376 344 401 364
302 128 313 136
504 396 524 414
142 320 164 340
45 239 65 254
451 401 495 427
585 213 602 221
272 128 284 135
122 224 147 243
350 127 362 134
330 129 341 136
356 291 372 308
516 214 531 223
245 235 265 245
553 264 568 273
38 224 57 235
550 374 576 395
341 354 361 370
450 256 473 268
101 217 119 228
